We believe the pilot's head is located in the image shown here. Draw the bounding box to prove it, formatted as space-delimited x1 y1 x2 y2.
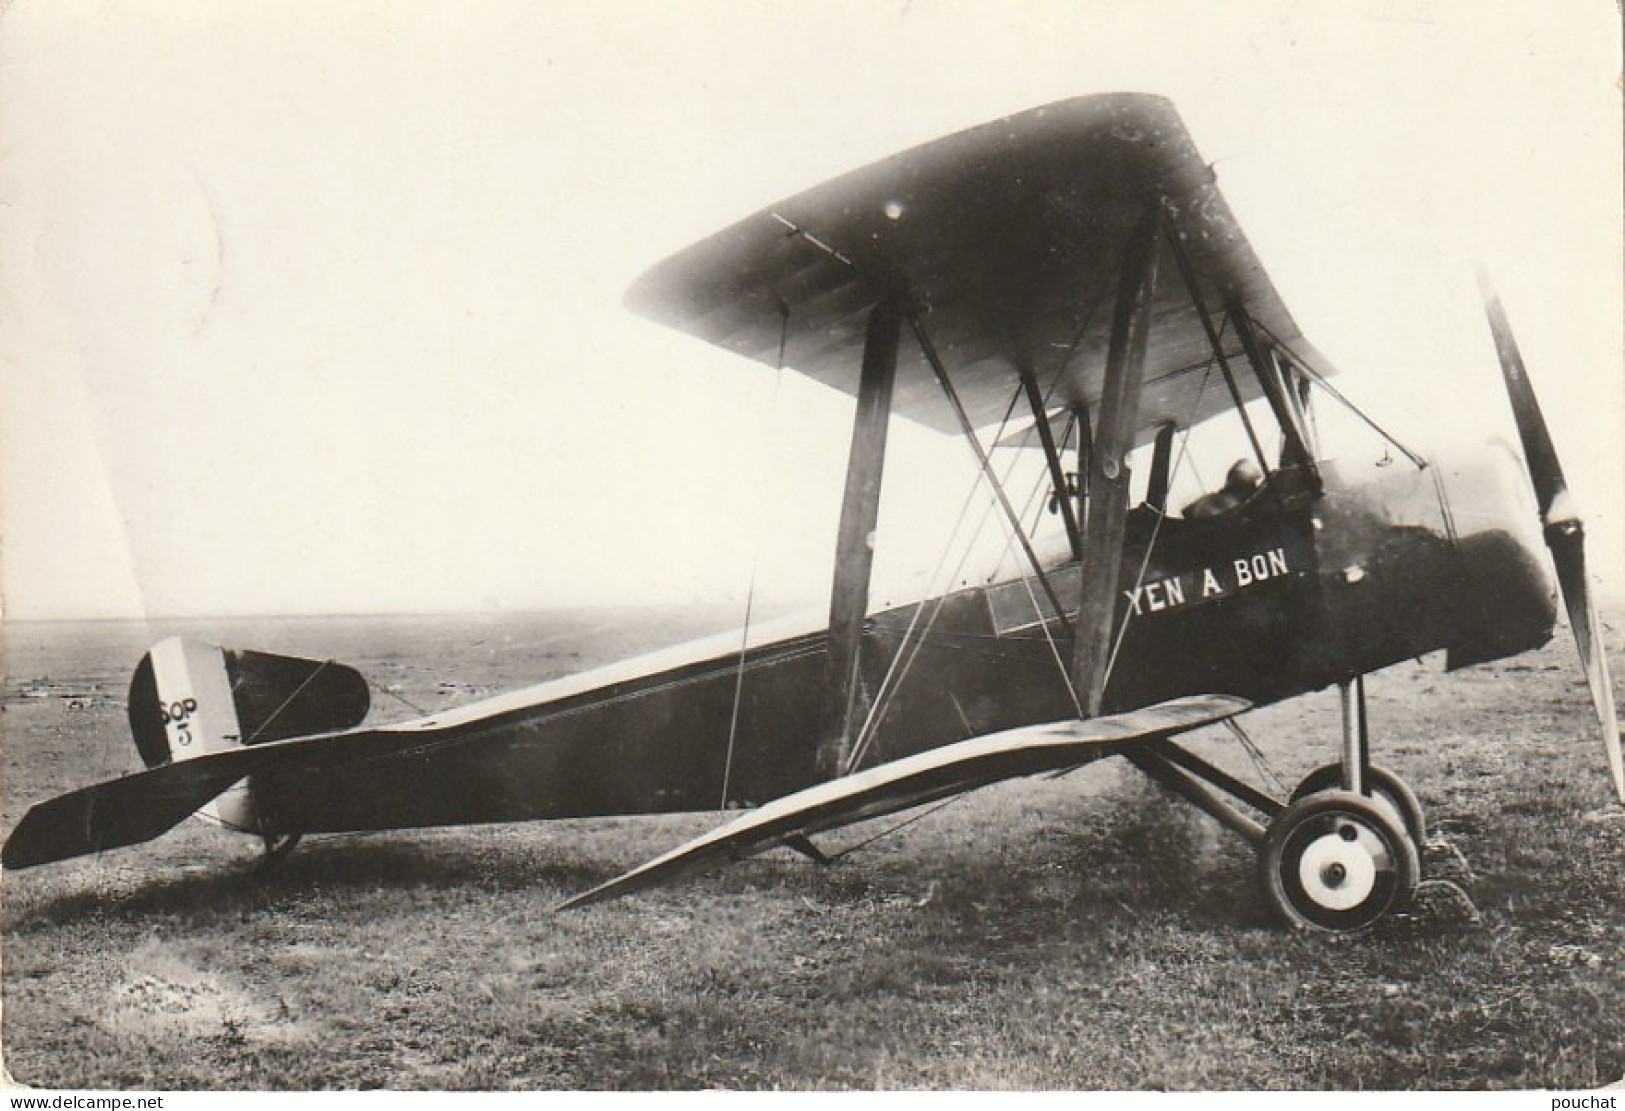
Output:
1225 459 1263 494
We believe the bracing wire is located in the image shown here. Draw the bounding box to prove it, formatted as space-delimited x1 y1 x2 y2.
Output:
864 432 1081 769
912 315 1071 628
1004 461 1085 718
840 384 1030 773
828 794 968 861
840 369 1065 772
244 659 333 745
1251 319 1428 471
1224 718 1289 797
374 684 429 718
720 303 791 812
969 415 1087 717
843 372 1085 772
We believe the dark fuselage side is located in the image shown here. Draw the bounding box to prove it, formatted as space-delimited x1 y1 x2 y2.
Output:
250 458 1555 836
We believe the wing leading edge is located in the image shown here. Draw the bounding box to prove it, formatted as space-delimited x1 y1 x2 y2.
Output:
626 93 1331 446
558 693 1250 910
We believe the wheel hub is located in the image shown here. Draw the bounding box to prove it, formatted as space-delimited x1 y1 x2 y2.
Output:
1296 826 1379 910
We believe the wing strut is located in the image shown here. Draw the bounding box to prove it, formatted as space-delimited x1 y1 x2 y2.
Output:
1159 208 1271 476
822 299 903 777
1144 420 1177 514
1072 204 1161 716
1229 306 1319 486
1074 400 1093 503
1018 363 1083 560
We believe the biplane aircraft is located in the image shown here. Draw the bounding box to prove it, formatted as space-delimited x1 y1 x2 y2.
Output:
5 94 1620 932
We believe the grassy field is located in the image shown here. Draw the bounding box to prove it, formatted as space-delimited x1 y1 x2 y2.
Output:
2 609 1621 1090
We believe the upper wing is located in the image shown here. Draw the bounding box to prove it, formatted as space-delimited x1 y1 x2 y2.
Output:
558 693 1249 909
626 93 1330 446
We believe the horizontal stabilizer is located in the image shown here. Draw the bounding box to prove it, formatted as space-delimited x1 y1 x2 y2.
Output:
2 757 264 870
2 725 436 870
558 694 1250 910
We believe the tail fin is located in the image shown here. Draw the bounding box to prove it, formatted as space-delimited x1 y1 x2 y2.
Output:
126 638 370 832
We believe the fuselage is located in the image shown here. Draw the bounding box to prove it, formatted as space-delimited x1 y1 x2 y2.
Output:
244 440 1556 838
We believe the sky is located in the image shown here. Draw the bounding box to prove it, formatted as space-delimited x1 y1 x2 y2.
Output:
0 0 1620 621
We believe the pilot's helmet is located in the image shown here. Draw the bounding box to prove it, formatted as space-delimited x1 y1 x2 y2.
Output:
1225 459 1263 493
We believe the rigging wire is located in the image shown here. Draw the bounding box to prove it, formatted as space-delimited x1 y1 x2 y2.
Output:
720 303 791 812
1157 210 1273 482
840 383 1030 773
1251 319 1428 470
1087 355 1295 801
849 406 1044 759
991 440 1085 716
877 426 1079 748
243 659 333 745
1224 718 1290 797
843 372 1085 773
828 794 969 861
374 683 429 718
910 314 1072 629
840 364 1076 773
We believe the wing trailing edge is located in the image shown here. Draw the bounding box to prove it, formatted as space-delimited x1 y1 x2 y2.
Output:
558 693 1251 910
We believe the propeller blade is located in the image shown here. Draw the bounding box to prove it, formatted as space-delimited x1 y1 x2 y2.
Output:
1479 271 1567 519
1480 271 1624 803
1549 528 1625 803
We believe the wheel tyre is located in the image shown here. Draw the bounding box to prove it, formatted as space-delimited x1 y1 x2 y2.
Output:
1260 789 1420 932
1290 763 1427 847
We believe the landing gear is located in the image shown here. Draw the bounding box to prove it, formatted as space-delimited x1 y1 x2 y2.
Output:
1257 677 1426 931
1260 789 1419 931
1122 678 1428 932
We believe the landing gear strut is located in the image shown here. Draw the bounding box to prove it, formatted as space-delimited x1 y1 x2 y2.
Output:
1125 677 1426 931
1258 677 1426 930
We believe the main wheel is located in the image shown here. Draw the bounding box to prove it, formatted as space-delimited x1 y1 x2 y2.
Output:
1260 790 1420 932
1290 763 1427 847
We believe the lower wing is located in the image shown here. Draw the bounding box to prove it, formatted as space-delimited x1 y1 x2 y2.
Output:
558 693 1250 909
